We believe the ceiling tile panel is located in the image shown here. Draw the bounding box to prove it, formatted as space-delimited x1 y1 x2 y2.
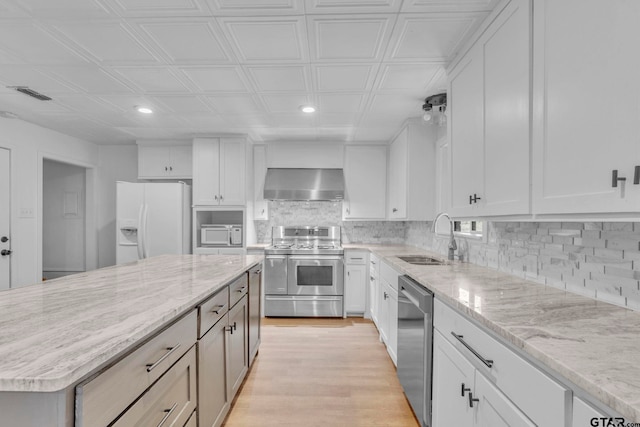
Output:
106 0 210 17
0 1 29 17
270 114 316 127
178 114 231 128
11 0 114 18
179 67 249 92
366 93 422 117
0 93 71 115
317 93 365 113
246 66 308 92
387 14 483 62
151 95 214 113
261 94 313 113
315 113 359 126
97 94 167 113
136 21 231 63
220 17 307 62
305 0 402 14
314 64 378 91
309 15 393 61
353 126 397 141
0 23 88 64
0 66 77 93
401 0 496 13
223 113 274 127
206 94 263 114
375 64 442 92
46 66 134 93
206 0 303 15
51 22 160 64
111 67 191 93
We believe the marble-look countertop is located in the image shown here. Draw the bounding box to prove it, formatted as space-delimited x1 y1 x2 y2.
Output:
345 243 640 422
0 254 263 393
246 243 269 250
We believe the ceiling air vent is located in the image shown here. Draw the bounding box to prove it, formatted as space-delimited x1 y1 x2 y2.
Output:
9 86 52 101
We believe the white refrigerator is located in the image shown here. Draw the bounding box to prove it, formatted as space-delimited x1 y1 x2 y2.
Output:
116 182 191 264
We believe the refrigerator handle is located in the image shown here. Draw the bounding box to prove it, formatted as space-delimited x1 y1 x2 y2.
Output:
136 205 145 260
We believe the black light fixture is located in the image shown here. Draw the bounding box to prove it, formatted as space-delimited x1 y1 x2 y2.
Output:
422 93 447 123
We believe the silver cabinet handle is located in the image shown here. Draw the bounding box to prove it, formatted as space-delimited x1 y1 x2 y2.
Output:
634 166 640 185
220 194 224 201
236 286 246 293
214 195 218 200
157 402 178 427
169 166 172 171
211 304 226 314
253 269 262 274
225 325 234 334
146 344 181 372
612 169 627 187
461 383 471 397
350 257 364 260
383 292 388 300
164 166 168 171
451 332 493 368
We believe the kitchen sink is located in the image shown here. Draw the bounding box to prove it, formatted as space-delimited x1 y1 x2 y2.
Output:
398 255 446 265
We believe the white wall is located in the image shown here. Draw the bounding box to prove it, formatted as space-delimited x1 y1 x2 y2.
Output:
97 145 138 268
43 159 86 278
0 117 98 288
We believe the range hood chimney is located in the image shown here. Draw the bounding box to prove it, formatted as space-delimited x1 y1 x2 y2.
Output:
263 168 345 201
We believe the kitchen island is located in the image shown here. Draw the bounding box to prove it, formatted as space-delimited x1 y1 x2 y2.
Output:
0 254 263 426
344 243 640 423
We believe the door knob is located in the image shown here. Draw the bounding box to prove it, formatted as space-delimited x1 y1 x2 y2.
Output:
1 249 12 256
0 236 7 243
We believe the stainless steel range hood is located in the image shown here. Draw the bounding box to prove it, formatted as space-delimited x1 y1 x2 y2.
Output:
263 168 345 201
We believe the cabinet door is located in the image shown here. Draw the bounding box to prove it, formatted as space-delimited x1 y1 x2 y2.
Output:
192 138 220 206
387 128 408 219
219 139 246 206
449 49 484 217
474 373 535 427
345 264 367 315
198 317 229 427
432 330 475 427
138 146 170 178
228 295 248 399
169 146 193 178
378 280 390 343
248 267 261 367
386 286 398 366
344 146 387 220
533 0 640 214
572 397 607 427
253 145 268 220
482 0 530 215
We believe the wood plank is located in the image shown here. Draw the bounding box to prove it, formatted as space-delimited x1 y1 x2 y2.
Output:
223 318 419 427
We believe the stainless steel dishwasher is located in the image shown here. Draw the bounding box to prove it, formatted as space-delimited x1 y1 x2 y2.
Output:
397 275 434 427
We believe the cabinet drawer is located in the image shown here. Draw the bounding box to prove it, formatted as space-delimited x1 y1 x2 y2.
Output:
229 274 248 308
76 310 198 427
112 346 197 427
380 261 400 291
434 299 569 427
346 251 368 265
199 287 229 338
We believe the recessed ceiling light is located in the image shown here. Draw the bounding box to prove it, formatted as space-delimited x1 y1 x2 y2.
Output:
135 106 153 114
300 105 316 113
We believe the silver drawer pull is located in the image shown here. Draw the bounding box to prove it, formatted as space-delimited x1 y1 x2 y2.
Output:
236 287 246 293
350 257 364 260
451 332 493 368
211 304 226 314
157 402 178 427
146 344 181 372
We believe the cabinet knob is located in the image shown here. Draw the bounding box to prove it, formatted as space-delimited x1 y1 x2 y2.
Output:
0 236 8 243
164 166 168 171
220 195 224 201
214 195 218 201
169 166 172 171
1 249 11 256
392 208 398 213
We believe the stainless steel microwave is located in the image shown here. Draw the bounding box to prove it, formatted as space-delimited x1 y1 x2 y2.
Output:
201 224 243 246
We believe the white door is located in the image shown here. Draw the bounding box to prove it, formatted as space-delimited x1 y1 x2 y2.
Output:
388 129 408 219
0 148 10 290
474 373 535 427
345 264 366 314
219 139 246 206
344 145 387 219
192 138 220 206
116 182 144 264
144 183 185 258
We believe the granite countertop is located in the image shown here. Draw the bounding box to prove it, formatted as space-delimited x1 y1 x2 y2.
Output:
346 243 640 422
246 243 269 250
0 254 263 393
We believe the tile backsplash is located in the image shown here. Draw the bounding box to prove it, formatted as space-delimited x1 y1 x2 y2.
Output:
406 221 640 311
256 205 640 310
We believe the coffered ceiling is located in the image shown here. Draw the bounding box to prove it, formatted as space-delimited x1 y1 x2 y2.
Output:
0 0 497 144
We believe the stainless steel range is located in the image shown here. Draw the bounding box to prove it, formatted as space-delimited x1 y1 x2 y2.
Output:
264 226 344 317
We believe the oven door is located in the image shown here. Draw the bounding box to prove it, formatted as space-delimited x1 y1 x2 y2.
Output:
287 256 344 296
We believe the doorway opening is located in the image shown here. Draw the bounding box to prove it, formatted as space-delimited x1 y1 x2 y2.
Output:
42 159 88 280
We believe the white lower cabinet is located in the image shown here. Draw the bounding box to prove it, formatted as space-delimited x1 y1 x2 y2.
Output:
572 397 608 427
198 316 229 427
345 250 368 316
433 298 569 427
378 260 400 366
369 254 380 323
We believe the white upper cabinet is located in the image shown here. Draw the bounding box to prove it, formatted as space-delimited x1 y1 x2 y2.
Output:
387 119 436 220
253 145 268 220
532 0 640 215
137 143 193 180
448 0 531 218
343 145 387 220
193 138 246 207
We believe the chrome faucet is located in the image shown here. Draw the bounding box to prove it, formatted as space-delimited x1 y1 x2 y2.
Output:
431 212 457 261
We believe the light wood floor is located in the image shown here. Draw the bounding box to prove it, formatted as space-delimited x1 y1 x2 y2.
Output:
222 317 419 427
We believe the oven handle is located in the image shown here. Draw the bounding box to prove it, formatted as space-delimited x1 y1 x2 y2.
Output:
266 255 287 259
288 255 344 261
